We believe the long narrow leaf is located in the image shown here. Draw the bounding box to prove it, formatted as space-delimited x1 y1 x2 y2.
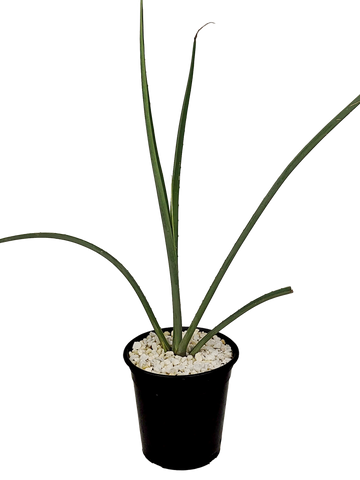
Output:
189 286 293 356
170 23 214 253
179 92 360 352
0 232 171 351
170 19 218 246
140 0 182 350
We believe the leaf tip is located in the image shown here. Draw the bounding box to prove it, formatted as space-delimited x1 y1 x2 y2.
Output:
193 18 219 38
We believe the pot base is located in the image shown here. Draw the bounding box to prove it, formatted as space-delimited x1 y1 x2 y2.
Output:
140 436 225 473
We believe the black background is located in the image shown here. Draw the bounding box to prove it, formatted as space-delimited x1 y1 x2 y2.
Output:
0 0 359 477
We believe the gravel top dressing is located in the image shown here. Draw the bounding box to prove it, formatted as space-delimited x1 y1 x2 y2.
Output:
129 329 233 375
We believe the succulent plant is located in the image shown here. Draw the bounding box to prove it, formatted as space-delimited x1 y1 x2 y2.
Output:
1 0 359 356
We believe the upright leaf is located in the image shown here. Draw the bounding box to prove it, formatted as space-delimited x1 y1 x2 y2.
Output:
140 0 182 351
168 19 218 342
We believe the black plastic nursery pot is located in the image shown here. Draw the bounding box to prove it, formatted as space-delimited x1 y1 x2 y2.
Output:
123 327 239 470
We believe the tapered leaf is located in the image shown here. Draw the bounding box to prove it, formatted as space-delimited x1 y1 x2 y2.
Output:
170 19 218 248
179 92 360 352
140 0 182 350
168 19 218 344
0 232 170 351
188 287 293 356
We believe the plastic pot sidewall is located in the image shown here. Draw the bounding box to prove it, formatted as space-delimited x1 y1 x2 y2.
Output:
123 327 239 470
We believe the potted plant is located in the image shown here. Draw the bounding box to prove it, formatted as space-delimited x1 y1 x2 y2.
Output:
0 0 359 471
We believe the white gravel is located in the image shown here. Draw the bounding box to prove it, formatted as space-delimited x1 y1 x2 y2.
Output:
129 329 233 375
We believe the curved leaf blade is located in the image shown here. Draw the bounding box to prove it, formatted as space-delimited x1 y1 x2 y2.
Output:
180 92 360 350
189 286 293 356
0 231 170 351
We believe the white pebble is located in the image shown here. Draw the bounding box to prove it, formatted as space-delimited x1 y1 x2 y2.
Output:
128 330 233 376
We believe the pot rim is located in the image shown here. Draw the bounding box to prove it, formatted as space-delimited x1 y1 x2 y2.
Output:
123 326 239 379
